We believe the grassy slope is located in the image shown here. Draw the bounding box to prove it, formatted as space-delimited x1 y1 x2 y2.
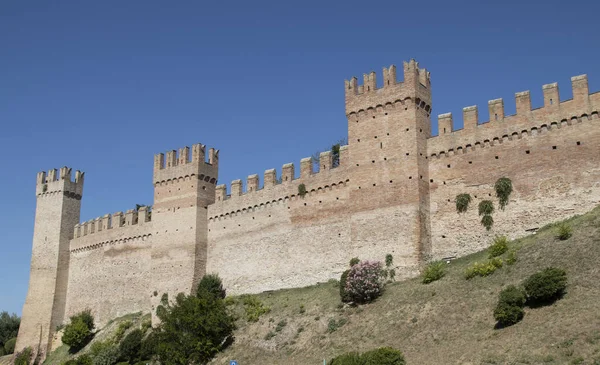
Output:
43 311 150 365
213 205 600 365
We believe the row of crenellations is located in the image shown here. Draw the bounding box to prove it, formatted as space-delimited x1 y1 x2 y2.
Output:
36 167 84 185
73 206 151 239
345 60 431 97
215 146 348 200
153 143 219 171
436 74 593 135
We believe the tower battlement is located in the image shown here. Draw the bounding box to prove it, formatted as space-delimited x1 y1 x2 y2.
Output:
345 59 432 115
153 143 219 184
36 167 84 198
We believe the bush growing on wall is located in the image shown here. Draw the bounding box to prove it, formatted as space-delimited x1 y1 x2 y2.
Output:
344 260 385 304
298 183 307 197
478 200 495 230
455 193 472 213
494 177 513 210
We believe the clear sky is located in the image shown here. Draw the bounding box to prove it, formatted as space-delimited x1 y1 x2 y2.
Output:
1 0 598 315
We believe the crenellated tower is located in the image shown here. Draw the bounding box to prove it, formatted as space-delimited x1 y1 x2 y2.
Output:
149 143 218 321
16 167 84 359
345 59 433 270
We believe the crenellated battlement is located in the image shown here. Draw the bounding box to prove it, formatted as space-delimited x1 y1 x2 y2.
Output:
153 143 219 185
429 74 599 159
433 74 595 137
36 167 84 198
345 59 432 115
213 145 349 202
73 206 152 239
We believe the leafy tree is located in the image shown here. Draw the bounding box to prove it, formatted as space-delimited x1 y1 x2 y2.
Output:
523 267 568 305
4 337 16 354
153 288 236 365
119 329 143 364
62 310 94 352
196 274 226 299
0 311 20 350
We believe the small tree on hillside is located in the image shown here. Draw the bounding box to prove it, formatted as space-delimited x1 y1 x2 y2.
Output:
154 288 236 365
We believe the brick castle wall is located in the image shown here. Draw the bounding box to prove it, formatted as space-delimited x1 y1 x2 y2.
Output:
15 59 600 361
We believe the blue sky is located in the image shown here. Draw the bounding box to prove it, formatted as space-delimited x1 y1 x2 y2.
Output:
1 0 598 315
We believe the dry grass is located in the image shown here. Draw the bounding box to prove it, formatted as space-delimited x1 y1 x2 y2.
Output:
212 205 600 365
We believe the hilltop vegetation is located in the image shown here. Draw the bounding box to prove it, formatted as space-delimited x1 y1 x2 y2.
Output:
213 205 600 364
27 204 600 364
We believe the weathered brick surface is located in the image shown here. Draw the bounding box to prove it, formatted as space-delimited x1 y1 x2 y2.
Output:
16 59 600 361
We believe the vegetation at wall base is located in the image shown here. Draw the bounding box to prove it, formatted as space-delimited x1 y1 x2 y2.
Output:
14 347 32 365
196 273 226 299
62 310 95 352
488 236 509 258
344 260 385 304
556 223 573 240
421 261 446 284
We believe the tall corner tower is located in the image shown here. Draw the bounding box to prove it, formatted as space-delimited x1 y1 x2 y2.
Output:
344 59 433 272
149 143 218 321
16 167 84 359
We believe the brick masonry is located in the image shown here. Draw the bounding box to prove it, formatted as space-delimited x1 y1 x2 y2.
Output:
15 59 600 361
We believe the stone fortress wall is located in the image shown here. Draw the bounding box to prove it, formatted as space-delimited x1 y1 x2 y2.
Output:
15 59 600 361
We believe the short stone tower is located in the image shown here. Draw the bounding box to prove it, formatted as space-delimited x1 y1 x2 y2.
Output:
149 144 219 320
15 167 84 359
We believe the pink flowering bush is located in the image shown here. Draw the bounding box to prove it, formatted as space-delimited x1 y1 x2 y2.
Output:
345 260 385 304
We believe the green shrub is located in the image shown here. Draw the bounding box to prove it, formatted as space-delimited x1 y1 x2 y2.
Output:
0 311 20 350
455 193 472 213
506 250 518 265
327 318 348 333
465 260 500 279
523 267 568 304
490 257 504 269
556 223 573 240
340 269 352 303
114 320 132 342
140 319 151 334
275 320 287 332
488 236 509 258
153 290 236 365
62 318 93 352
495 177 513 210
498 285 526 307
120 328 143 363
385 254 393 267
349 257 360 266
242 295 271 322
92 344 120 365
4 337 16 354
298 183 307 197
479 200 495 216
329 352 362 365
361 347 406 364
494 302 524 327
0 347 5 356
422 261 446 284
481 214 494 231
71 355 93 365
139 331 158 361
14 347 32 365
70 309 94 332
344 260 385 304
196 273 226 299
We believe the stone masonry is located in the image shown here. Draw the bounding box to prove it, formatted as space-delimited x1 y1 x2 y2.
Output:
15 59 600 361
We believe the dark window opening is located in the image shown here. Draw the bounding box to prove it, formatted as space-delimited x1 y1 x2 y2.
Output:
552 146 557 150
526 150 530 154
577 141 581 145
495 156 499 159
447 164 451 168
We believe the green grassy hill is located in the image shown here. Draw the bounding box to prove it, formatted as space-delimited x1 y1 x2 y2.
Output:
211 205 600 365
